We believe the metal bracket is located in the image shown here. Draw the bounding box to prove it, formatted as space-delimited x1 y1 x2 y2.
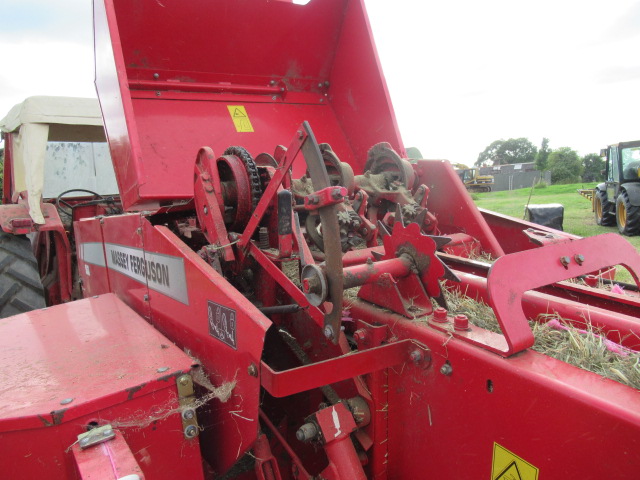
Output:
260 339 430 398
177 374 200 439
77 424 116 449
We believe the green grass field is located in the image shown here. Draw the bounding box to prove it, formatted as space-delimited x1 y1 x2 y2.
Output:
473 182 640 282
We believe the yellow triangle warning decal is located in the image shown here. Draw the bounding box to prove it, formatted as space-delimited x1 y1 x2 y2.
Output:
492 443 539 480
495 461 522 480
227 105 254 132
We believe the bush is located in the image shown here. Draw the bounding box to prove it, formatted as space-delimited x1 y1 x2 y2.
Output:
534 180 548 189
547 147 583 184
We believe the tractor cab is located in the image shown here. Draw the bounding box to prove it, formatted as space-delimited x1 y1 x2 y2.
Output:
595 140 640 235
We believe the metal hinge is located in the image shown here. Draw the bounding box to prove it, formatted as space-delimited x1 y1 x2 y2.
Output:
177 373 200 439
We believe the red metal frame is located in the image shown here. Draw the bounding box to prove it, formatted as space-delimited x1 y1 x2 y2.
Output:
0 201 73 303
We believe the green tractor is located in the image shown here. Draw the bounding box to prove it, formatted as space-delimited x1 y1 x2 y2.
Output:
595 140 640 235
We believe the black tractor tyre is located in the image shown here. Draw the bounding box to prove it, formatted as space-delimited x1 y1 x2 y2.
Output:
0 231 46 318
594 189 615 226
616 191 640 236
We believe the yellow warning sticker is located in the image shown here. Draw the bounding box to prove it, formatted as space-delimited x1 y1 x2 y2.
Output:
491 443 539 480
227 105 254 132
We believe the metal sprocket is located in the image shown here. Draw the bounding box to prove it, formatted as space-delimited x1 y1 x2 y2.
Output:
223 146 262 210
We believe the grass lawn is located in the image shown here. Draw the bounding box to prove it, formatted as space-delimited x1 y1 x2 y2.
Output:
472 182 640 282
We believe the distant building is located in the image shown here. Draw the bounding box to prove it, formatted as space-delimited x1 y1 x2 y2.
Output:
478 163 551 191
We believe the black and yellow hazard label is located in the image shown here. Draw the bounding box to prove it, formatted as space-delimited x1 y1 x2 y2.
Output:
492 443 539 480
227 105 254 132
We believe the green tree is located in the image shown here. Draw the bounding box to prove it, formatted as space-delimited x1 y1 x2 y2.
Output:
535 137 551 170
581 153 605 182
547 147 583 184
475 138 537 166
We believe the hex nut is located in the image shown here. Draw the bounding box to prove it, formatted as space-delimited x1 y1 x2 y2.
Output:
182 408 196 421
184 425 199 439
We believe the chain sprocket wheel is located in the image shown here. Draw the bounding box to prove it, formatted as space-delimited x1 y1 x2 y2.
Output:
223 146 262 211
217 147 262 231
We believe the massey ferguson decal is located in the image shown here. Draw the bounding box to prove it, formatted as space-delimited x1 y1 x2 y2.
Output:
208 301 237 349
100 243 189 305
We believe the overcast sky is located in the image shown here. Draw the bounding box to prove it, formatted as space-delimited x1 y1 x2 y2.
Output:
1 0 639 166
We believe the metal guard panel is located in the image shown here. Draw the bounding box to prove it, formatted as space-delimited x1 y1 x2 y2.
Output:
0 294 194 432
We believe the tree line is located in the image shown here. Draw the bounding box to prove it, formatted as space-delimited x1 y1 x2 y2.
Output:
474 138 603 184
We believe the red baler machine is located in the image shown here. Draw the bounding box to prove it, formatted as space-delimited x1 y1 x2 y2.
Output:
1 0 639 479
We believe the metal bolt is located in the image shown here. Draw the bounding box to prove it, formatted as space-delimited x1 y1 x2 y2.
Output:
178 375 190 386
153 73 159 79
574 254 585 265
270 80 276 85
440 362 453 376
324 325 334 339
203 206 208 214
366 257 373 265
155 91 161 96
410 349 422 364
324 81 330 87
143 294 149 302
247 363 258 377
319 98 324 103
182 408 196 420
560 256 571 267
184 424 198 439
318 83 323 88
432 307 448 323
272 95 277 101
332 188 343 200
157 367 170 373
353 329 367 343
296 422 318 442
280 87 285 92
60 398 74 405
298 131 304 139
453 314 469 331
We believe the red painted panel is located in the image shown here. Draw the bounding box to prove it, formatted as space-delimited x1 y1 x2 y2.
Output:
99 214 150 317
130 97 357 198
414 159 505 257
0 294 202 480
142 221 271 475
75 217 111 296
350 301 640 480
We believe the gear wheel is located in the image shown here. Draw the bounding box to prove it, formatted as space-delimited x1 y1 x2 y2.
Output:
223 146 262 210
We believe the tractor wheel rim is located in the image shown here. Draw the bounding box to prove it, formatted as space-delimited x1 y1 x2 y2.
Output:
596 199 602 218
620 202 627 227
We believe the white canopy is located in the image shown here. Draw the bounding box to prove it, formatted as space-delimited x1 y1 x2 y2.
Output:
1 97 109 224
0 96 103 133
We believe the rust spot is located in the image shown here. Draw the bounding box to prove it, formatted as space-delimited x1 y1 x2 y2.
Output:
50 409 66 425
38 415 53 427
126 384 146 401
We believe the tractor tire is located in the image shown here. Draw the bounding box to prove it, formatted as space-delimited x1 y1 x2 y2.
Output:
594 189 615 226
616 191 640 236
0 231 46 318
